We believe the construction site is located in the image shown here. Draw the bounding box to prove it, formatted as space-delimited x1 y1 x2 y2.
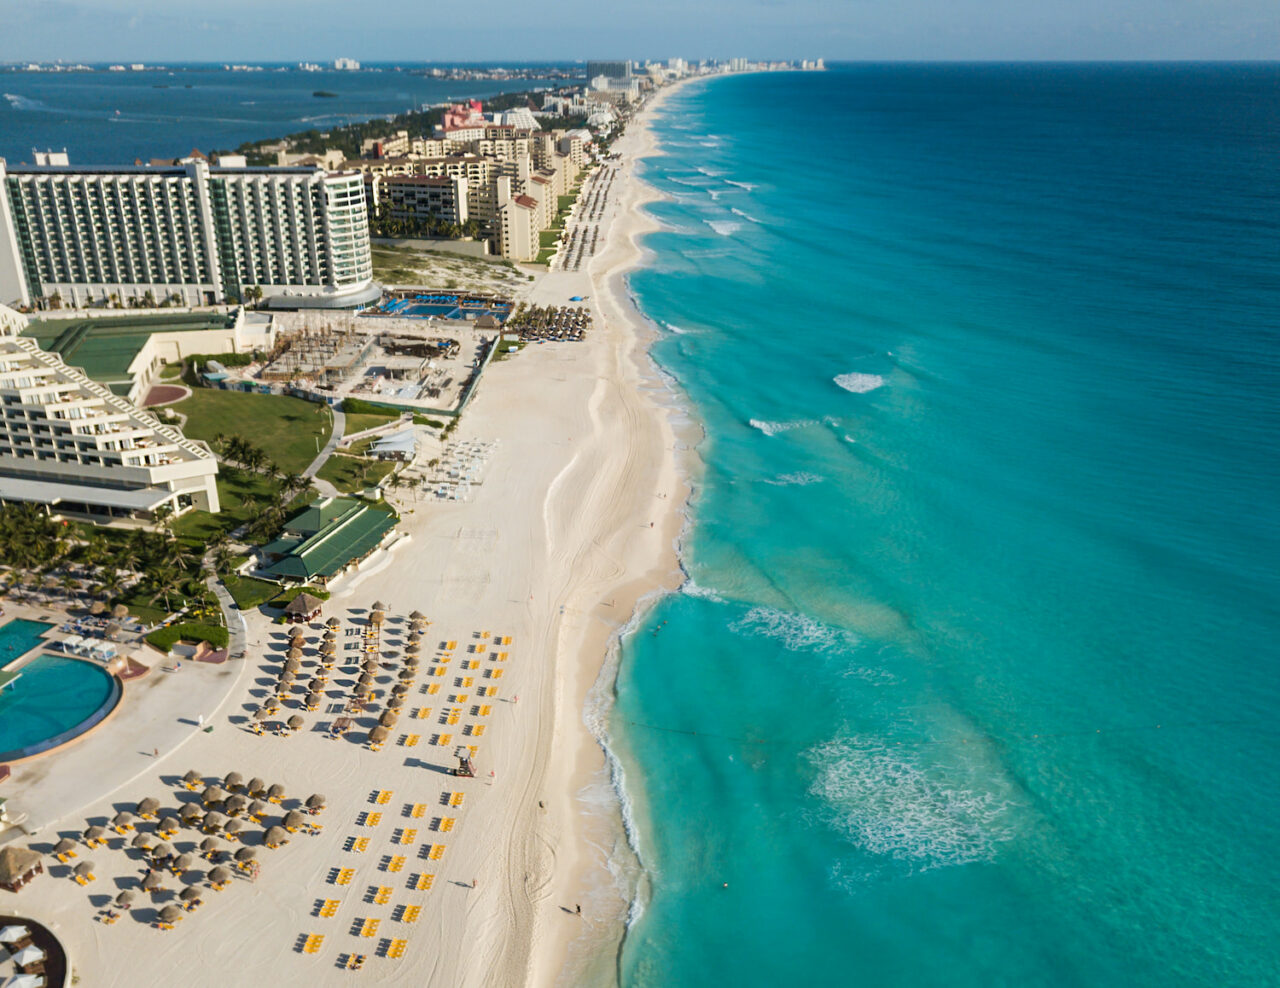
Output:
254 314 498 414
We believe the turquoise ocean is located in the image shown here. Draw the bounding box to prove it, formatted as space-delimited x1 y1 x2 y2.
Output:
611 65 1280 987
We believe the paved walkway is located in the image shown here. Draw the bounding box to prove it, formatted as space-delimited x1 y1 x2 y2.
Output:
302 406 345 491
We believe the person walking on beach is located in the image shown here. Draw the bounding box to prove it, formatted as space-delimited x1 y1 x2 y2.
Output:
576 904 582 916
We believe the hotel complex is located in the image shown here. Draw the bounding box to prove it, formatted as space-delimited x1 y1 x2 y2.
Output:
0 158 378 310
0 303 220 522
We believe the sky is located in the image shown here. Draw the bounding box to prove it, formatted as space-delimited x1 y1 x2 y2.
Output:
1 0 1277 63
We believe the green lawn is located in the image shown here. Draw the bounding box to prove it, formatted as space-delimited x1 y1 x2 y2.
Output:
534 249 555 265
316 454 395 494
177 389 332 475
539 231 560 248
171 470 281 549
222 575 281 610
159 363 184 380
344 410 400 436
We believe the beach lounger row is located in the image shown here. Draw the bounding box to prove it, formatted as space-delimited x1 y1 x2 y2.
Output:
413 873 435 891
396 829 417 845
304 933 325 953
387 856 405 873
359 918 380 938
320 899 340 918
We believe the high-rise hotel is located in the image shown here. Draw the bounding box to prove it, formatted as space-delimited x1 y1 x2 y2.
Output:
0 156 379 310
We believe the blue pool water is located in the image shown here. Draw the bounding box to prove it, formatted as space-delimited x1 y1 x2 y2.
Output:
0 649 119 760
611 65 1280 988
0 619 52 665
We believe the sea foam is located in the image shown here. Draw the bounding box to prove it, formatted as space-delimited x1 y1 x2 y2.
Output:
763 472 826 487
706 219 743 237
748 418 817 436
834 372 886 394
808 738 1018 872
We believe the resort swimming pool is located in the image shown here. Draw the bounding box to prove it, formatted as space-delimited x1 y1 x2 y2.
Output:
0 652 120 762
379 295 511 322
0 618 52 664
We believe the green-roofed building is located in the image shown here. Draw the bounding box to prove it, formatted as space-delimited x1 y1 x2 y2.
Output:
259 497 397 586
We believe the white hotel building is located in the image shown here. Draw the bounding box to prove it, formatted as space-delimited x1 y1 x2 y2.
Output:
0 303 220 523
0 158 379 310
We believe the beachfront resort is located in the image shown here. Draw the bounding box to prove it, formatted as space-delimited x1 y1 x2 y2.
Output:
0 53 711 985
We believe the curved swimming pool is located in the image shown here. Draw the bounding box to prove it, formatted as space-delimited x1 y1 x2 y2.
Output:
0 654 120 762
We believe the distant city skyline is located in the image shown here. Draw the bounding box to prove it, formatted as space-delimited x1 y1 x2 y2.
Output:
3 0 1278 63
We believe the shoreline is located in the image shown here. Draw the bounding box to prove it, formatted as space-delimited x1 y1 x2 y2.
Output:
525 74 709 987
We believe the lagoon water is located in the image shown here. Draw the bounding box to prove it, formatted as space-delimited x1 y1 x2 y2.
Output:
0 65 560 164
613 65 1280 987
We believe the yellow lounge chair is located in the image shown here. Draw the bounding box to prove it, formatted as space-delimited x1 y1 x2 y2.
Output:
402 905 421 923
359 918 380 938
413 873 435 891
388 938 407 959
410 804 426 818
387 855 405 872
374 886 392 905
428 844 446 860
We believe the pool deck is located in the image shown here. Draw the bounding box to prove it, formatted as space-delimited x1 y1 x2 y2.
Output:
0 602 255 833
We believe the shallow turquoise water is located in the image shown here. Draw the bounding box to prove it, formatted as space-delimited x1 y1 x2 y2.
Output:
612 65 1280 988
0 647 117 757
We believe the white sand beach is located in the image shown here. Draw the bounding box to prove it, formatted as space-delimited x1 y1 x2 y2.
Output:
5 80 693 987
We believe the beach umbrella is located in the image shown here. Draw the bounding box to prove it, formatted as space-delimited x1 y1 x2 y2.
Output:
233 847 256 863
111 604 129 620
158 816 180 834
140 872 163 892
115 890 136 908
357 673 374 688
173 853 195 872
264 827 288 847
405 641 421 655
208 866 232 885
371 600 388 613
278 670 296 686
306 691 323 708
179 886 202 903
249 800 269 819
84 825 106 843
53 837 77 856
308 677 324 693
180 804 203 824
369 611 385 625
112 811 133 828
202 785 226 805
287 714 305 731
90 601 107 616
203 811 226 831
266 784 285 802
247 778 266 797
223 819 243 836
387 696 405 710
200 837 220 855
182 769 202 787
284 655 302 671
397 667 415 681
391 683 409 696
223 771 244 791
131 833 154 850
326 617 341 628
224 794 247 816
151 842 174 859
305 794 325 812
264 697 280 713
290 630 306 644
409 609 426 622
403 655 419 669
136 797 160 817
378 710 398 728
252 709 270 724
286 647 303 661
159 905 183 924
368 726 389 744
320 641 336 655
362 659 379 675
283 811 305 830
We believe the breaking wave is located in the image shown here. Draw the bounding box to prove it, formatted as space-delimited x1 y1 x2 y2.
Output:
706 219 742 237
731 207 762 224
834 372 886 394
748 418 817 436
808 737 1019 872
